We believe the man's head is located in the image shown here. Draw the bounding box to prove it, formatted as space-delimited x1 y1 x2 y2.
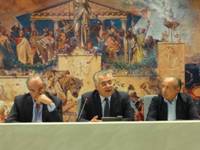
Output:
161 77 182 101
93 70 114 97
26 75 45 100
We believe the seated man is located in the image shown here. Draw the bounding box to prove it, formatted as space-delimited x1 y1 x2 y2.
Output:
6 75 63 122
77 70 134 122
146 77 199 121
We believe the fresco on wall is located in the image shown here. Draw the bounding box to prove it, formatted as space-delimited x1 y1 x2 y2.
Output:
185 63 200 116
0 0 200 121
0 0 191 77
0 0 199 75
42 70 83 121
185 64 200 100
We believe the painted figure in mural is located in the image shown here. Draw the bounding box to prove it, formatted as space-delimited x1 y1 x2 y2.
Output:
0 52 4 69
6 74 63 122
46 31 55 61
105 34 120 60
41 70 83 121
0 31 13 68
129 20 150 64
16 30 34 65
57 32 67 50
73 0 91 48
74 0 91 47
29 30 41 64
0 85 8 101
57 32 75 54
127 84 144 121
0 31 13 55
140 77 161 95
97 24 107 54
86 41 96 54
0 101 6 122
77 70 134 122
132 28 145 64
36 30 55 63
116 29 125 58
146 77 199 121
144 35 157 57
125 31 137 64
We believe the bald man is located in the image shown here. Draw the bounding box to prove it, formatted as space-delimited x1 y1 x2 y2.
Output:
146 77 199 121
6 75 63 122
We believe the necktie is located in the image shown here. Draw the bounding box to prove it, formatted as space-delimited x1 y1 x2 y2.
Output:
33 103 41 122
36 103 40 111
104 97 110 117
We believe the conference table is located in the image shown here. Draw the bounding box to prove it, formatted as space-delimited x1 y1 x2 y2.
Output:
0 121 199 150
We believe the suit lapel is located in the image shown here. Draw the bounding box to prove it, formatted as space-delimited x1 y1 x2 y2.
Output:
42 104 48 122
176 93 183 119
160 97 168 120
110 91 118 116
25 94 34 122
93 91 102 118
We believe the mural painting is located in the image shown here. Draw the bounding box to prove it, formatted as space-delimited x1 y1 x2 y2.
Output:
0 0 159 75
0 0 200 121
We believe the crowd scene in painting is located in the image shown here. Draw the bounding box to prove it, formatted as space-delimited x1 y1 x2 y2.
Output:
0 19 158 69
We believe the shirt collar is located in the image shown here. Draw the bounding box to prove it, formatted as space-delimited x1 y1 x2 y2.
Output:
100 95 111 104
32 97 37 104
164 95 177 104
32 97 42 106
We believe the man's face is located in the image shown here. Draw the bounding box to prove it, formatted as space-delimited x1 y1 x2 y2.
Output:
161 79 179 101
28 79 45 100
96 74 114 97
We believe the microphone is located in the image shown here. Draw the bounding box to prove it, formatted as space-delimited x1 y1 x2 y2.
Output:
76 97 88 121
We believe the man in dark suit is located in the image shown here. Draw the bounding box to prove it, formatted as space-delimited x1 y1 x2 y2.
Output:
6 75 63 122
146 77 199 121
77 70 134 122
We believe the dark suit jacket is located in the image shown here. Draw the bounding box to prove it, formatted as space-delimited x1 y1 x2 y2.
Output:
6 92 63 122
78 90 134 121
146 93 199 121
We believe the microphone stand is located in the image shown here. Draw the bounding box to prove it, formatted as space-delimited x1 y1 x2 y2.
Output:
76 97 88 121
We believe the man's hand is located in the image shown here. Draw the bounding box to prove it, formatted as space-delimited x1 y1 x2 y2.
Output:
90 115 102 122
36 94 53 105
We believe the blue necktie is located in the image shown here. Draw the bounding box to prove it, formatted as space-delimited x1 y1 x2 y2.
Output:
33 103 41 122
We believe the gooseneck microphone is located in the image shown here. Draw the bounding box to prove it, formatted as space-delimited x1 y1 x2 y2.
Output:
76 97 88 121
